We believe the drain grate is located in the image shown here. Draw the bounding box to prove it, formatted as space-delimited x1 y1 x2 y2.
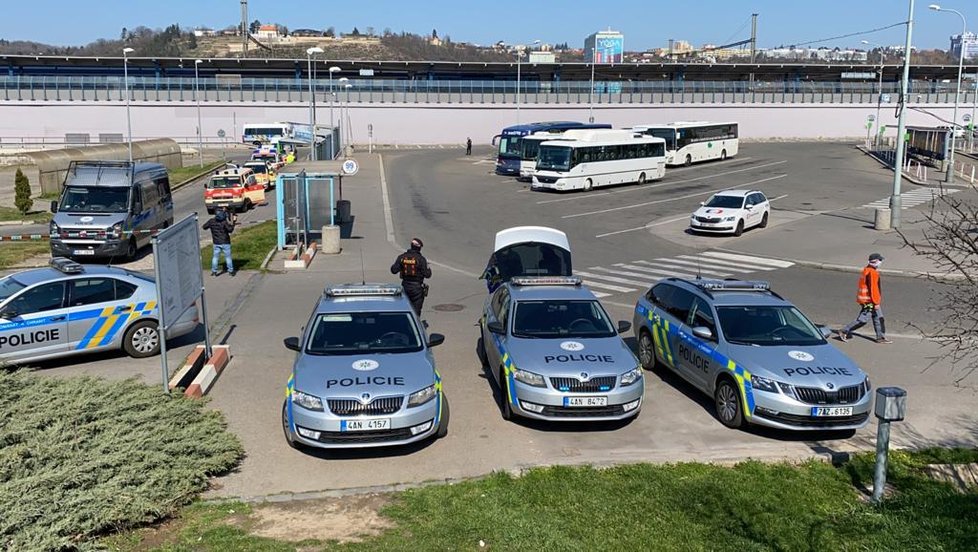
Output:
432 304 465 312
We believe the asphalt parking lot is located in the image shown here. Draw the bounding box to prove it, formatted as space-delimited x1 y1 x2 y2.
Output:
14 142 978 499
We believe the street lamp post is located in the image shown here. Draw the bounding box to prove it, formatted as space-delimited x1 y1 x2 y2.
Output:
328 66 341 159
929 4 967 184
515 40 540 124
194 59 203 167
344 83 353 155
123 47 134 163
971 72 977 152
338 77 349 154
306 47 323 161
862 41 886 146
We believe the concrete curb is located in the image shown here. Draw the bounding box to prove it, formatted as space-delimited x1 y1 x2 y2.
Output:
259 246 277 270
714 247 968 281
855 145 929 186
0 219 48 227
185 345 230 398
172 163 226 191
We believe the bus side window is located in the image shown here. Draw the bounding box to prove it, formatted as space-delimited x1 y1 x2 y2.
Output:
155 173 171 202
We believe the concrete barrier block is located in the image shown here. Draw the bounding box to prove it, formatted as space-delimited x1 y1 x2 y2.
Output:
185 345 231 399
169 345 206 390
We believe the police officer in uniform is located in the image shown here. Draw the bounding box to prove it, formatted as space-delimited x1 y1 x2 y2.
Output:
391 238 432 315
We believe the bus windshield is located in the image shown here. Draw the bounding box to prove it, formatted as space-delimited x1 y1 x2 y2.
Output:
536 145 572 171
643 129 676 149
521 139 546 161
498 136 523 158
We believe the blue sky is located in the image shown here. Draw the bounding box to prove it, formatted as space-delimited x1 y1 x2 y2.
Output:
2 1 975 51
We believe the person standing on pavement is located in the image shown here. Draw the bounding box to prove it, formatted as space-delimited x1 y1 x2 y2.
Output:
203 207 236 277
465 137 472 156
838 252 892 343
391 238 432 315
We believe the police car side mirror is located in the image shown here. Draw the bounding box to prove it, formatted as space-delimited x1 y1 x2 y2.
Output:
617 320 631 334
428 333 445 348
50 200 58 213
692 326 714 340
818 325 832 339
1 308 18 320
283 337 301 351
487 321 505 334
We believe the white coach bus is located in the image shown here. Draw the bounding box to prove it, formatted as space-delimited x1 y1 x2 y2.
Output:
532 130 666 192
632 121 738 167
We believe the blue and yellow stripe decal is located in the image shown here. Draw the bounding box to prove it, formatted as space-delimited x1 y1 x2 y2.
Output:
285 373 295 427
491 334 518 406
75 301 157 350
636 302 754 419
434 370 443 424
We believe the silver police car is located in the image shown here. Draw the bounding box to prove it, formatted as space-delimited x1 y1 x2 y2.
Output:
633 278 872 431
282 283 448 450
0 258 198 364
478 276 644 422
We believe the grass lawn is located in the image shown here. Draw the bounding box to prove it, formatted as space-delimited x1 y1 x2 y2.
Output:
0 241 50 269
0 371 242 550
200 220 276 272
102 448 978 551
0 205 51 223
170 160 226 186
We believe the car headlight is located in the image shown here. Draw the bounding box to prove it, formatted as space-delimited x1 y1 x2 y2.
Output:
751 375 779 393
49 221 60 236
110 222 124 239
407 384 437 407
723 216 737 222
291 389 324 411
513 368 546 387
777 381 797 399
620 367 643 387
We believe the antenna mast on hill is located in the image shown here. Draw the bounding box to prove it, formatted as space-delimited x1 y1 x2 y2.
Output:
240 0 249 56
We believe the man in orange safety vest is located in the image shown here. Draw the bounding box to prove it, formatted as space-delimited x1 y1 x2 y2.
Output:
837 252 892 344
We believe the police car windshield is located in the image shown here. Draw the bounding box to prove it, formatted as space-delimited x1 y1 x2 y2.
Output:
207 177 241 189
716 306 825 346
59 186 130 213
305 312 423 355
0 277 26 303
705 195 745 209
513 300 615 339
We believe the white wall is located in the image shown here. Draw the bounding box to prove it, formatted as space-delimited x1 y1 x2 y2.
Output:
0 101 959 145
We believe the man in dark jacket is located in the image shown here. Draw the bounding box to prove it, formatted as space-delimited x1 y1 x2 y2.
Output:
203 207 236 277
391 237 432 315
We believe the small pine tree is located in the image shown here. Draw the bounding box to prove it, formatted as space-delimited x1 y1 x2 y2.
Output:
14 168 32 215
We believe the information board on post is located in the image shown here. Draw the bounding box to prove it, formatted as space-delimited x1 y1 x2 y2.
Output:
152 214 211 393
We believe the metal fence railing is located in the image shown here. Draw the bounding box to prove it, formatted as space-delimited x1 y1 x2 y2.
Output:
2 75 976 105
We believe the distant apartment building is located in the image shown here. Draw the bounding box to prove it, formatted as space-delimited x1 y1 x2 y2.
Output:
760 47 868 62
951 32 978 60
585 29 624 63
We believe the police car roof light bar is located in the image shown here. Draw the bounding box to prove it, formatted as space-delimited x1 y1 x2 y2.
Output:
49 257 85 274
325 284 402 297
511 276 583 286
695 279 770 291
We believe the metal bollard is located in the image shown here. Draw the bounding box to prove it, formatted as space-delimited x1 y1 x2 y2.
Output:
872 386 907 504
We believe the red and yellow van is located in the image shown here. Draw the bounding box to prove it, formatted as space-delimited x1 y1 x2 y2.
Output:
204 168 266 213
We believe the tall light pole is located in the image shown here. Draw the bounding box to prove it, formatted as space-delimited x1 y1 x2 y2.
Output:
306 47 323 161
328 66 340 158
891 0 916 229
344 83 353 155
194 59 204 167
862 41 886 146
123 47 134 163
971 71 977 152
929 4 967 183
515 40 540 124
338 77 349 153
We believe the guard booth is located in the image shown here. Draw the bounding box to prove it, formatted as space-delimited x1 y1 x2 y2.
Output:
275 163 351 250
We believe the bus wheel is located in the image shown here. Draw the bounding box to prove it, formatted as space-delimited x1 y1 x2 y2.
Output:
720 149 727 161
684 155 692 167
584 178 593 191
638 172 647 184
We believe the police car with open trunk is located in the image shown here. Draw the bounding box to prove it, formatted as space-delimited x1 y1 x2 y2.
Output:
633 278 872 431
282 283 448 450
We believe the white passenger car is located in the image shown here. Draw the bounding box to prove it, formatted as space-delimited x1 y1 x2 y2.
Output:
689 190 770 237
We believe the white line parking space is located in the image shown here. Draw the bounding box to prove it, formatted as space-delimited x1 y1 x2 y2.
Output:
578 252 795 297
862 187 959 210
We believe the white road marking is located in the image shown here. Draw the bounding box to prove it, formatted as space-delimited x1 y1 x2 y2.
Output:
674 254 777 271
562 174 788 219
536 158 782 205
577 279 636 293
649 259 733 277
862 187 959 209
575 270 654 288
594 215 690 238
588 266 661 284
697 251 795 268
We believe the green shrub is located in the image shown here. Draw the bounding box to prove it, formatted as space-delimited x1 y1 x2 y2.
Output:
13 168 32 215
0 371 243 550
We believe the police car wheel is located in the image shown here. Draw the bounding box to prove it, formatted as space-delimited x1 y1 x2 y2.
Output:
638 330 658 371
123 320 160 358
436 396 450 438
499 367 513 420
476 337 489 368
714 377 744 428
281 401 304 450
125 239 138 261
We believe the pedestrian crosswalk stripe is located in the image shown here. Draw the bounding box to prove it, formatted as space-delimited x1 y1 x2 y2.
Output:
576 251 795 298
698 251 795 268
862 188 959 210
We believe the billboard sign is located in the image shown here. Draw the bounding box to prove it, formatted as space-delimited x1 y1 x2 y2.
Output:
594 36 624 63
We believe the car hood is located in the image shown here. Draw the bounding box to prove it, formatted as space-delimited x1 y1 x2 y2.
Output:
293 350 435 398
504 335 638 377
53 212 128 229
693 206 743 218
727 342 866 389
